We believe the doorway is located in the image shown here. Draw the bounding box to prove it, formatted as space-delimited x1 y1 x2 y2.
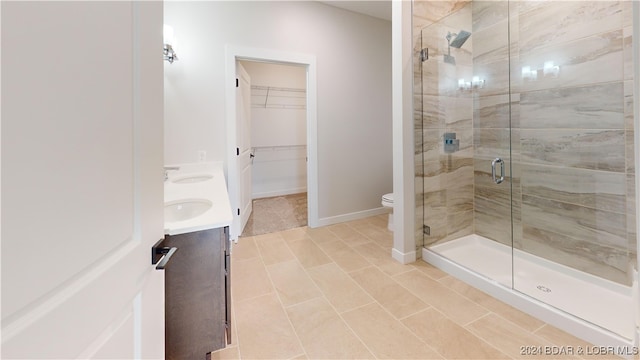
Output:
225 46 318 241
239 60 308 237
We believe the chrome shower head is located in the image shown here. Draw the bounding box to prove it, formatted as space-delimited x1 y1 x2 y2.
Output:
448 30 471 48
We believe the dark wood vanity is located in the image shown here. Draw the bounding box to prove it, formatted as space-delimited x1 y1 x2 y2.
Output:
163 226 231 360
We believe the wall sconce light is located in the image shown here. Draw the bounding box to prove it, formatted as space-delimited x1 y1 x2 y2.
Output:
543 61 560 77
522 61 560 80
458 76 485 91
458 78 471 91
163 24 178 64
522 66 537 80
471 76 485 88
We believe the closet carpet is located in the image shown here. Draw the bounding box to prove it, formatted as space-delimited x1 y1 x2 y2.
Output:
240 193 307 237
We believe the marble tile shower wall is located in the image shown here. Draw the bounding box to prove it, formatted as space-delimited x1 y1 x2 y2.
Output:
414 1 460 250
414 0 636 285
512 1 634 285
414 1 476 251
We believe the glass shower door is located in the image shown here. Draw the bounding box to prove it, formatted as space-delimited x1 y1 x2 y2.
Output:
419 1 514 288
510 0 637 340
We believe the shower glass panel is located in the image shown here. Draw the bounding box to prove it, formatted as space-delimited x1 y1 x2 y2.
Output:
419 1 514 288
417 0 637 341
511 1 636 340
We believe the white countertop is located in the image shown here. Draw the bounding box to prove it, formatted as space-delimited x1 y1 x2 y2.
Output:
164 162 233 236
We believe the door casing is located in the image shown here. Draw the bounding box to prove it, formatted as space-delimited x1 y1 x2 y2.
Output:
225 45 318 240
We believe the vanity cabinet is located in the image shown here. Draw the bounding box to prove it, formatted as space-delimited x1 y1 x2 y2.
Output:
163 226 231 360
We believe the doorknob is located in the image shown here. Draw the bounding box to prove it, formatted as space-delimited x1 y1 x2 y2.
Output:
151 238 178 270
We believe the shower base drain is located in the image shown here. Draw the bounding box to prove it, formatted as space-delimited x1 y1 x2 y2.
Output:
536 285 552 293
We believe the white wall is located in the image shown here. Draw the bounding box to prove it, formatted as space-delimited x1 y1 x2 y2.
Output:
242 61 306 148
164 1 392 221
391 0 416 264
241 61 306 89
251 146 308 198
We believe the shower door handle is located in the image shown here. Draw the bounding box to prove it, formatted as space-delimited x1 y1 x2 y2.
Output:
491 158 505 184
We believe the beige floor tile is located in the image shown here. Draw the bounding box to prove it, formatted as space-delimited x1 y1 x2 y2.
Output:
327 223 366 242
341 303 442 359
353 242 413 276
402 308 510 359
285 237 332 269
410 260 449 280
280 227 309 243
369 229 394 248
394 270 489 325
266 260 322 307
316 240 371 273
346 218 375 231
467 313 578 359
234 293 303 359
306 227 341 244
306 263 375 313
255 235 297 266
232 236 260 261
253 232 282 242
210 345 240 360
286 297 374 359
534 325 627 360
358 215 387 229
231 258 274 301
350 266 429 319
224 216 607 360
439 275 546 332
369 214 389 228
228 299 239 348
357 226 393 248
342 231 374 248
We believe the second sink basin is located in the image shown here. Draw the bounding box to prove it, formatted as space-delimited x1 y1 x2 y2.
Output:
165 199 212 222
172 174 213 184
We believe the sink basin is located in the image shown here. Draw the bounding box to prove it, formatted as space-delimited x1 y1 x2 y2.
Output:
172 174 213 184
165 199 212 222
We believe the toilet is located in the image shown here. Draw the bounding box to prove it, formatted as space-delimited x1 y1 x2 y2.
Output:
381 193 394 231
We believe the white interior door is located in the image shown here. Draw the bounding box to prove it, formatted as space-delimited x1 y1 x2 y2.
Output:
1 2 165 358
236 61 253 234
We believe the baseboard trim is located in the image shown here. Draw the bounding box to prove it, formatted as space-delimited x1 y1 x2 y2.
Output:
392 247 416 264
315 207 388 228
252 188 307 199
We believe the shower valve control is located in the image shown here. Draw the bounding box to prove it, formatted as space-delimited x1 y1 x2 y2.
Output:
444 133 459 153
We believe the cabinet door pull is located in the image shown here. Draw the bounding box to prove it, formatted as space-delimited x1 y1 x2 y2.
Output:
154 247 177 270
151 238 178 270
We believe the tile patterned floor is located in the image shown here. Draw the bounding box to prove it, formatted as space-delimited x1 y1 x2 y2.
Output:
241 193 307 237
216 215 626 360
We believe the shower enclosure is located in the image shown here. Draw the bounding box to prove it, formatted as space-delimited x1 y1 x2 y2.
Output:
414 0 638 345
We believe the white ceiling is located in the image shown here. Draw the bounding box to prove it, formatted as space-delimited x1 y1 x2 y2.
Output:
318 1 392 21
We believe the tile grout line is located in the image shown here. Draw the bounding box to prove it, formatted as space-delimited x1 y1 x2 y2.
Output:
256 236 310 360
235 215 590 360
309 279 380 359
322 234 445 359
302 224 384 359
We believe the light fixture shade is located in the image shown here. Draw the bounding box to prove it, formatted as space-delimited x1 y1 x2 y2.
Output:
163 24 178 64
163 24 175 46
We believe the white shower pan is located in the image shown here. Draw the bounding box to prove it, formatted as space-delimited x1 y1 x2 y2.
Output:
423 234 638 349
